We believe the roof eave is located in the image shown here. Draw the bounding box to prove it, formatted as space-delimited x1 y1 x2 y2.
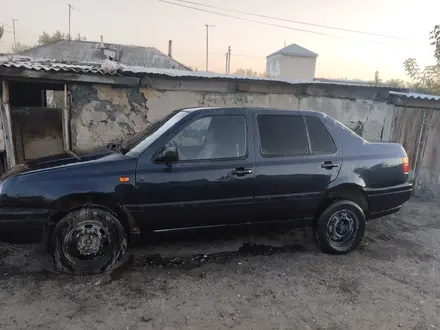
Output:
0 66 140 86
388 93 440 110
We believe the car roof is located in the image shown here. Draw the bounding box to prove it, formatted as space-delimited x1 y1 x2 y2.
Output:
181 106 326 117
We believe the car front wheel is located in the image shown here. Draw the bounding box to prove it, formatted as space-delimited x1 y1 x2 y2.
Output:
314 200 366 254
51 206 127 275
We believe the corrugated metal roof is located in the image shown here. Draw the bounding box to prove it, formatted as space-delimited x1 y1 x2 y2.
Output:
119 64 309 81
389 91 440 101
0 56 413 90
0 56 308 83
267 43 318 58
0 56 108 74
112 64 403 88
315 77 388 86
17 40 191 71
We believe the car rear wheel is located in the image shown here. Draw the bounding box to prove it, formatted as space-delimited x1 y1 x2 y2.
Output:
52 206 127 275
313 200 366 254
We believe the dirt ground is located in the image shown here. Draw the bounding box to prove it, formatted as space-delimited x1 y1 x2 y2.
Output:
1 198 440 330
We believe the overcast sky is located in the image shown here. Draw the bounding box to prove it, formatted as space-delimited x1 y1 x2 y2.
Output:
0 0 438 81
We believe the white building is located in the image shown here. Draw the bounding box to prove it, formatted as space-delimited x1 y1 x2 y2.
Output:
266 44 318 81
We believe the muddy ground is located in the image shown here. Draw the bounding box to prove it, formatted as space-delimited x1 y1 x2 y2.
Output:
1 198 440 329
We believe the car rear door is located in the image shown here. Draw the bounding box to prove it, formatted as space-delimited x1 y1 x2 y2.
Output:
134 108 256 231
252 111 342 223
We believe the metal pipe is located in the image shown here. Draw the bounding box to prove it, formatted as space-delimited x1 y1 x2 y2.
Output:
63 84 71 152
168 40 172 58
412 108 427 184
225 52 229 73
1 80 16 167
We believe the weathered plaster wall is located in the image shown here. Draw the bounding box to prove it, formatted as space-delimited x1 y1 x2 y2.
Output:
70 84 150 151
299 97 394 142
70 86 303 150
70 84 394 151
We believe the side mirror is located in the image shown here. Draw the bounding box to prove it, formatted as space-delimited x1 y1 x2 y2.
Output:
154 146 179 163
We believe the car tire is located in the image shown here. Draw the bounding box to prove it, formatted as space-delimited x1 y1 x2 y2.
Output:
51 206 127 275
313 200 366 255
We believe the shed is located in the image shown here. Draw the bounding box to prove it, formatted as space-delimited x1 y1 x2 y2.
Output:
266 43 318 81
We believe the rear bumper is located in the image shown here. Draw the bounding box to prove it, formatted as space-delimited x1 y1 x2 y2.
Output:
0 208 48 243
365 182 412 220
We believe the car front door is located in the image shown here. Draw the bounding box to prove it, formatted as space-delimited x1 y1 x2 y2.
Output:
134 108 256 231
253 111 342 223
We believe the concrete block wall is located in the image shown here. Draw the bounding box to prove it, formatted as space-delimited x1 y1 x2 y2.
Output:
70 84 150 151
299 97 394 142
69 83 395 152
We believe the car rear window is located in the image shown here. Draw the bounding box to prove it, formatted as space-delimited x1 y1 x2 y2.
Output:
305 116 336 154
257 114 309 157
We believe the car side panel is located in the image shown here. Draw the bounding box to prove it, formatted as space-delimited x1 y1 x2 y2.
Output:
0 208 48 243
0 155 138 242
322 112 412 217
252 111 343 222
133 108 257 231
0 155 138 209
365 183 412 215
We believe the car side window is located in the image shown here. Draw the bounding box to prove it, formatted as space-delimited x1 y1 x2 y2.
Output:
305 116 336 154
166 115 247 160
169 117 212 148
257 114 309 157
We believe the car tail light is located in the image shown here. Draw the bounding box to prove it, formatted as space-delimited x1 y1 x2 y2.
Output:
402 156 409 174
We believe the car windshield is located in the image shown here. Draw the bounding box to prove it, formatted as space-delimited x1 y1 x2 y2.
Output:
120 110 182 153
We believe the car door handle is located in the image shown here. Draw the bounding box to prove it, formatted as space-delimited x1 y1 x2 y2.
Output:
321 161 339 169
231 168 253 176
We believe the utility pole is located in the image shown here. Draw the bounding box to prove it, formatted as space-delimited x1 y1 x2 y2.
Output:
205 24 215 71
225 51 229 74
68 4 73 42
12 19 18 48
225 46 231 74
227 46 231 74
